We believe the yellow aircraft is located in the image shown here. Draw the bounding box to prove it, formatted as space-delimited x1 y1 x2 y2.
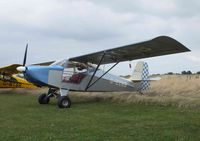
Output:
0 64 36 88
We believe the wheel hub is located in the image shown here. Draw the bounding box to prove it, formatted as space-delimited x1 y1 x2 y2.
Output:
62 100 69 107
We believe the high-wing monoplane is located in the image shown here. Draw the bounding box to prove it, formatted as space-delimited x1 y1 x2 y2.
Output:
16 36 190 108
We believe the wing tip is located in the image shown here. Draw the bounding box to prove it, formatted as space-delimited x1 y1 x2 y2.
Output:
153 35 191 53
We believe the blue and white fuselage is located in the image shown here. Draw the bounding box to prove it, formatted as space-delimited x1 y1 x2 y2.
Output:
17 59 148 93
23 65 64 88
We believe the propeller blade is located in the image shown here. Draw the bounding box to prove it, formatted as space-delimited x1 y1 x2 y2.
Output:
23 44 28 66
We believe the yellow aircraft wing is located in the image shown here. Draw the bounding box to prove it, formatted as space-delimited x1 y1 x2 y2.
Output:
0 62 55 75
0 64 37 88
0 64 21 75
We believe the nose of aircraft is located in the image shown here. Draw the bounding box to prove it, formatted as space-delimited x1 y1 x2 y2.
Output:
16 44 65 87
17 65 64 87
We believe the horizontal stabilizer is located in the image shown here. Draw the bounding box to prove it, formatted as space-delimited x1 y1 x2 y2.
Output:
131 77 161 82
148 77 161 81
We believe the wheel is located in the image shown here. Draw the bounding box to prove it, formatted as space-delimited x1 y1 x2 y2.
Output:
38 93 50 104
57 96 71 108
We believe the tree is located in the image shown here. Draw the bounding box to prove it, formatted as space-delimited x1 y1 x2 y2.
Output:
167 72 173 75
181 70 192 75
181 71 187 75
187 71 192 75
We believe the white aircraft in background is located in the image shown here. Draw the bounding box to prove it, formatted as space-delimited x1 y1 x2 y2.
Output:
16 36 190 108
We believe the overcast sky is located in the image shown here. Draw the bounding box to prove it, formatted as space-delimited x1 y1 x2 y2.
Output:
0 0 199 75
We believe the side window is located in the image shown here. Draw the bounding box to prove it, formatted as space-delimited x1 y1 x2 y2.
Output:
62 67 75 81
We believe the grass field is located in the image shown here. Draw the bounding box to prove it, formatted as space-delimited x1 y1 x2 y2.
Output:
0 92 200 141
0 75 200 140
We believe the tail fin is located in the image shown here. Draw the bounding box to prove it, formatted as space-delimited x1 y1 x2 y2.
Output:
131 61 150 92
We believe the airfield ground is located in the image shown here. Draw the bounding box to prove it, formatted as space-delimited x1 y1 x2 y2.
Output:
0 75 200 140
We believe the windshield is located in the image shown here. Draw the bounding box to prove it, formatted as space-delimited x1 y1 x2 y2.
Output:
51 59 97 73
50 59 68 68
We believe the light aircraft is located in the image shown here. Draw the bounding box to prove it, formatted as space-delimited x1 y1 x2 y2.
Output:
16 36 190 108
0 64 36 88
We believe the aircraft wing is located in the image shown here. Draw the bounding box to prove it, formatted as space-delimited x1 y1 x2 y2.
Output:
0 64 21 75
69 36 190 64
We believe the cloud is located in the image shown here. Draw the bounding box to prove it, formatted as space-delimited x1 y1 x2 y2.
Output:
0 0 135 41
185 51 200 64
0 0 199 74
88 0 200 18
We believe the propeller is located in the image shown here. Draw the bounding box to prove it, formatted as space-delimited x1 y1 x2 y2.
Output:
23 44 28 66
17 44 28 72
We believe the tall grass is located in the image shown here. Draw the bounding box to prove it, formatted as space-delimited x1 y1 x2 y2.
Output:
147 75 200 108
70 75 200 108
1 75 200 108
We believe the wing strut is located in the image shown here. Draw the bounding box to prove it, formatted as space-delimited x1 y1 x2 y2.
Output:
86 62 119 90
85 52 106 91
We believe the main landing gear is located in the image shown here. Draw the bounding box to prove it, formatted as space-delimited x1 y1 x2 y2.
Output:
38 88 71 108
57 96 71 108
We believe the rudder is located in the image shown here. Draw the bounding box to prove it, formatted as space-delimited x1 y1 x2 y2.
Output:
131 61 150 92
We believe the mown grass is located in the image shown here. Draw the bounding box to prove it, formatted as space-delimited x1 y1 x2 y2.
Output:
0 93 200 141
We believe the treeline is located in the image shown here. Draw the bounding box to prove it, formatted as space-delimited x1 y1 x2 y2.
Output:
181 71 193 75
151 71 200 76
166 71 200 75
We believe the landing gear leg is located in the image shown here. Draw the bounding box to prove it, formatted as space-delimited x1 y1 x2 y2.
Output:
57 89 71 108
38 88 58 104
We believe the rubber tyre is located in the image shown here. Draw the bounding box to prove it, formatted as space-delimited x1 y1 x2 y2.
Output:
38 93 50 104
57 96 71 108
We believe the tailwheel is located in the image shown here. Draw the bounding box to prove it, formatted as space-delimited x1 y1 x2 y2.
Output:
38 93 50 104
57 96 71 108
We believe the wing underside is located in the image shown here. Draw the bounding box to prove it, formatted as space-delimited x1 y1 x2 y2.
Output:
69 36 190 64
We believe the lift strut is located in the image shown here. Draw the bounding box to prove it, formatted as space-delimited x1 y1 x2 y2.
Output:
87 62 119 90
85 51 119 91
85 52 106 91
